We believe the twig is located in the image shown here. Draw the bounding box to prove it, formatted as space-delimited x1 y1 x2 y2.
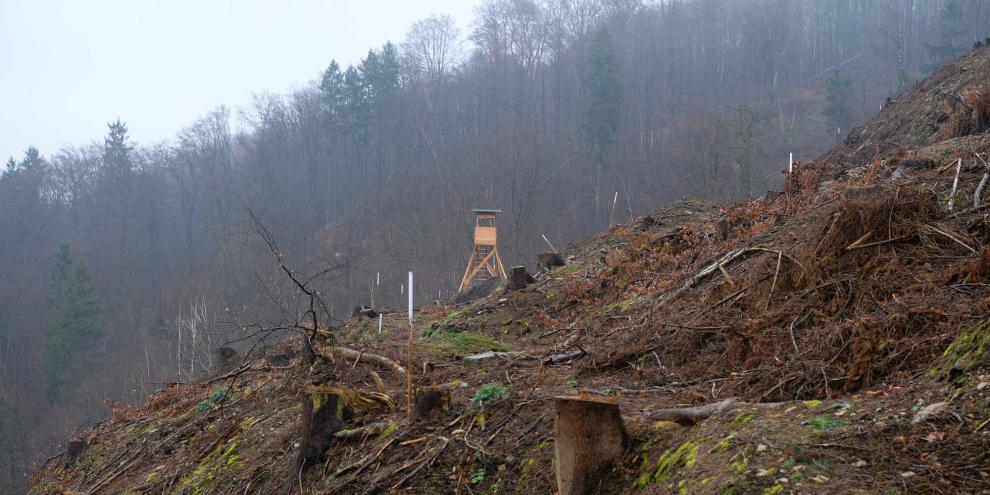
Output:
765 251 783 311
926 225 977 254
975 173 990 209
948 158 962 211
844 232 874 250
390 436 450 490
789 315 801 354
845 234 914 250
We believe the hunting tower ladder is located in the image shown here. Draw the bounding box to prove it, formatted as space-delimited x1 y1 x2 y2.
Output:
458 209 507 292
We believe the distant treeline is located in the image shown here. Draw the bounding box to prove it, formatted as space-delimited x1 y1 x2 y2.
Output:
2 0 988 491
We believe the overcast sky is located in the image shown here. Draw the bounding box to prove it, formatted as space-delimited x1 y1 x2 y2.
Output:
0 0 480 162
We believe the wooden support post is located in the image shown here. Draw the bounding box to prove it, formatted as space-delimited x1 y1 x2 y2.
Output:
554 396 628 495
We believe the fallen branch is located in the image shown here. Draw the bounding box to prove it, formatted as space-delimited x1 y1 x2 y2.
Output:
926 225 977 254
975 173 990 209
318 346 406 375
949 158 962 211
542 347 586 366
645 398 738 425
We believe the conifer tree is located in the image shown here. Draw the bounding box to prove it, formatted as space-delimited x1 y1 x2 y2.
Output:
583 24 622 221
43 244 102 402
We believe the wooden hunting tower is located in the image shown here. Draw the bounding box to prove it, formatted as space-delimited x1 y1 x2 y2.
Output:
458 209 507 292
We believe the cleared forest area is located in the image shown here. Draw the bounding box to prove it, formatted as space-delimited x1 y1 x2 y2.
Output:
4 0 990 492
26 39 990 494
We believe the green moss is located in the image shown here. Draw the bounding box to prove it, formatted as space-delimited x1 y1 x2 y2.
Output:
380 422 400 436
731 413 755 425
802 400 822 409
763 485 784 495
929 318 990 383
636 439 701 487
709 433 736 454
729 452 748 475
805 414 848 433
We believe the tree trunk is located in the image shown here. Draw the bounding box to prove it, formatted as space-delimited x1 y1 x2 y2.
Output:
509 266 529 290
554 396 628 495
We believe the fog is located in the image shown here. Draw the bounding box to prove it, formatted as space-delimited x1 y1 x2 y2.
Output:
2 0 989 491
0 0 479 160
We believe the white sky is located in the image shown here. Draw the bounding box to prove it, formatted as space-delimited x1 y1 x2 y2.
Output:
0 0 480 161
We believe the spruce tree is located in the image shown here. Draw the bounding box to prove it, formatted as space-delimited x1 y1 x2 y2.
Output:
823 68 855 139
584 25 622 171
44 244 102 402
583 24 622 221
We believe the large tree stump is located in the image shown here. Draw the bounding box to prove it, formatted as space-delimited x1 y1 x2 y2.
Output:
509 266 529 290
554 396 628 495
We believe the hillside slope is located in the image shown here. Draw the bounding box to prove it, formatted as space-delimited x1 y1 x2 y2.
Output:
29 45 990 494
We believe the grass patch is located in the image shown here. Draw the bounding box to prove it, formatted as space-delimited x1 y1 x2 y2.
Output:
804 414 848 433
423 331 509 360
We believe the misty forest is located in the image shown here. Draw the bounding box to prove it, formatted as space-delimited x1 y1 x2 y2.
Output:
5 0 990 493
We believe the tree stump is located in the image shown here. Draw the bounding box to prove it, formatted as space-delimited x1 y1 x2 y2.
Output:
64 439 87 468
509 266 529 290
538 251 565 269
216 347 240 373
554 396 628 495
412 387 450 422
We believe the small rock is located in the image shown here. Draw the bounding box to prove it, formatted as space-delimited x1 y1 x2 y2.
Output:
900 471 916 478
756 469 772 477
777 477 790 484
852 460 867 467
505 455 516 464
811 475 830 483
977 382 988 391
911 401 949 424
756 444 768 453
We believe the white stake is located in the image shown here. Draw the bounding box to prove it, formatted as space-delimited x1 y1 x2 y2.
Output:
378 314 383 335
789 152 793 174
408 271 414 322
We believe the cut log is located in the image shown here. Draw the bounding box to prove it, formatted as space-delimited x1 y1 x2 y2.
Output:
318 346 406 376
543 349 586 366
462 351 520 362
644 398 738 426
509 266 529 290
538 251 566 269
555 396 628 495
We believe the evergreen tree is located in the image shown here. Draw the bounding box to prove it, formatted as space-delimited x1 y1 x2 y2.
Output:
102 119 133 202
924 0 967 73
43 244 102 402
823 68 855 139
583 24 622 220
584 25 622 170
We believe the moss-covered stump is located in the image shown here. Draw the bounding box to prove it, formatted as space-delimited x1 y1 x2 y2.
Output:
930 318 990 384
